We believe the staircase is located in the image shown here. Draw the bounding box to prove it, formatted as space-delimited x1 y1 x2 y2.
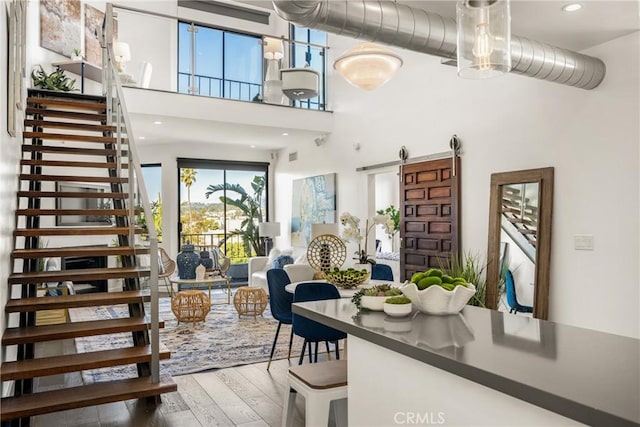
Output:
1 89 175 425
501 186 538 262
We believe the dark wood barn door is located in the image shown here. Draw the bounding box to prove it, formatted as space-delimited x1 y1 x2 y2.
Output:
400 158 460 282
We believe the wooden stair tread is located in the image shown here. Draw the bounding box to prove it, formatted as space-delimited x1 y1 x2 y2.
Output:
25 108 106 122
23 131 117 143
21 159 128 168
28 88 106 103
2 317 160 345
5 290 147 312
0 375 176 421
27 97 107 111
8 267 150 284
22 145 120 156
1 345 170 381
20 174 128 183
16 208 132 216
18 191 128 198
24 119 115 132
12 246 149 259
14 227 142 236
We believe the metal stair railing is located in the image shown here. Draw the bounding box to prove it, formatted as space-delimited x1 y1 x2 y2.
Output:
100 3 160 383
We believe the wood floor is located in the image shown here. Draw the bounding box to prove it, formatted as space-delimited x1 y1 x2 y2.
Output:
29 338 319 427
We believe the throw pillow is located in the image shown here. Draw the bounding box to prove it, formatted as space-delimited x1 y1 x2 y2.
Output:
272 255 294 269
267 248 281 265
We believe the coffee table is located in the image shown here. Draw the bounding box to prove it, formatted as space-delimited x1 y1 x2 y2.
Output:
168 275 231 304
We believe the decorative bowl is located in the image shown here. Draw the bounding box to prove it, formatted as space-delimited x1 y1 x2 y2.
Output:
401 282 476 315
325 268 370 289
360 295 388 311
383 302 413 318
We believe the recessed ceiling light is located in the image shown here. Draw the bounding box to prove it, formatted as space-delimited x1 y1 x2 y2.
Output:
138 136 145 140
282 132 289 136
562 3 583 12
153 121 162 125
250 144 256 148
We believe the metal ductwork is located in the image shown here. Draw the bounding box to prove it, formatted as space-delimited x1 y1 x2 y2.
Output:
273 0 606 89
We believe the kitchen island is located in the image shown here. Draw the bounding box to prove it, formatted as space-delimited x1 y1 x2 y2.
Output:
292 300 639 426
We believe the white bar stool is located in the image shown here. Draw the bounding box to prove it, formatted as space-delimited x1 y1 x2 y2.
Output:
282 360 348 427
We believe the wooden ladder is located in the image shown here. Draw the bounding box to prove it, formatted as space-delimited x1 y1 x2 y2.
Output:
1 89 176 426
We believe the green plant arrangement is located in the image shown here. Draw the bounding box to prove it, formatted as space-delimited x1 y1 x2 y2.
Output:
384 296 411 304
351 284 402 311
31 65 76 91
437 251 486 307
376 205 400 238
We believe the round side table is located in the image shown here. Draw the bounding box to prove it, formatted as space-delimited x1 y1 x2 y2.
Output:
171 290 211 326
233 287 268 319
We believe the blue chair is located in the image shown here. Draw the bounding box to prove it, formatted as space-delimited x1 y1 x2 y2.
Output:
505 269 533 314
293 282 347 364
266 269 294 370
371 263 393 281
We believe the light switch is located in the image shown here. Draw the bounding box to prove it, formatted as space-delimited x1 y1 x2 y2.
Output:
574 234 594 250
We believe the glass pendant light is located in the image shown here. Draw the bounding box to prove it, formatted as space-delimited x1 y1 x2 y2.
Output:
456 0 511 79
334 42 403 91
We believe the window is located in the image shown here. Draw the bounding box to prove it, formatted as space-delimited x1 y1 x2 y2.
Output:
141 164 162 241
178 22 263 102
177 159 268 264
290 25 327 110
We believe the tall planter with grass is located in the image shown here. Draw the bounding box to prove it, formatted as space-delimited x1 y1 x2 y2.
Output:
439 252 487 307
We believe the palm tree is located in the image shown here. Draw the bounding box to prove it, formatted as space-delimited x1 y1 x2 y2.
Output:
205 175 265 257
180 168 197 233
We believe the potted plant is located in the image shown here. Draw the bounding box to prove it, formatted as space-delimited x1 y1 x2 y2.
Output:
31 65 76 92
383 295 412 317
376 205 400 250
352 284 402 311
340 212 395 266
71 48 83 61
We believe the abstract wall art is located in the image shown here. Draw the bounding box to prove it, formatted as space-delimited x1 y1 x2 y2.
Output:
291 173 336 247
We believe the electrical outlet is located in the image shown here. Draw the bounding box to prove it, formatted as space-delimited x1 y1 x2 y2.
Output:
574 234 594 250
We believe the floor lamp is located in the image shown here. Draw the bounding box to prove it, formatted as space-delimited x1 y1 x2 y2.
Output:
258 222 281 256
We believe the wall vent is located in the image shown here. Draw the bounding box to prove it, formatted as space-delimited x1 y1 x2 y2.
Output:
289 152 298 162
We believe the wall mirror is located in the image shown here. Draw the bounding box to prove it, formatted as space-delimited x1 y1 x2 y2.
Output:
486 168 554 320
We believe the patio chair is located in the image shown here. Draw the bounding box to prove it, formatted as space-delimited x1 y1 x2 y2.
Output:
159 248 176 297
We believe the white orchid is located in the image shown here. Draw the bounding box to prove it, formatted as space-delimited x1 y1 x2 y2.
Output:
339 212 393 264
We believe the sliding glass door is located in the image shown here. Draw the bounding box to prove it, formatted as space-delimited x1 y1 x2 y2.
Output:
177 159 268 264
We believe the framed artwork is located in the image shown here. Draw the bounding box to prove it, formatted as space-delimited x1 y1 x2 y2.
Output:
291 173 336 246
56 183 113 226
84 5 104 66
40 0 81 57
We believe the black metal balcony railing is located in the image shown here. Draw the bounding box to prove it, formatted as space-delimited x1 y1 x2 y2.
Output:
178 72 263 102
180 232 252 264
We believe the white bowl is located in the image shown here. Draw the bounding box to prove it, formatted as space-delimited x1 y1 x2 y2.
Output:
401 282 476 315
383 302 413 317
360 295 388 311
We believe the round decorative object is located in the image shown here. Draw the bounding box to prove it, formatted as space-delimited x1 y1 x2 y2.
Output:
383 302 413 317
401 282 476 315
171 290 211 325
176 243 200 279
324 268 369 289
233 287 268 318
199 251 214 269
307 235 347 272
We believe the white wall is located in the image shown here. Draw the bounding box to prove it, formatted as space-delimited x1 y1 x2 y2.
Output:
275 31 640 338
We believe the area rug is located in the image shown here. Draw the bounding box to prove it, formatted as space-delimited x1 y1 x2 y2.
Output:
69 295 305 383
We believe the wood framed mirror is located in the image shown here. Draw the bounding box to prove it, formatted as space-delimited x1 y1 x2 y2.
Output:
486 168 554 320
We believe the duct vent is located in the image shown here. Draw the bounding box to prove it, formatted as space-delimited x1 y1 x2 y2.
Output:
289 152 298 162
178 1 270 24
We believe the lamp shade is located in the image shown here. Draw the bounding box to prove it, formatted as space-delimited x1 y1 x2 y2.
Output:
311 223 339 240
113 42 131 62
333 42 403 91
263 36 284 60
258 222 281 238
281 68 319 100
456 0 511 79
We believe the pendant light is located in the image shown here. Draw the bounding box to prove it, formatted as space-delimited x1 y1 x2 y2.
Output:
456 0 511 79
333 42 403 91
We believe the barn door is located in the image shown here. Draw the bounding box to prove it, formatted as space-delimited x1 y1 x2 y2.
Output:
400 158 460 282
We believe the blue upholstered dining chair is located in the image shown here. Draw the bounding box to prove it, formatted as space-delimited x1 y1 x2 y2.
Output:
371 263 393 281
293 282 347 365
505 269 533 314
266 269 294 371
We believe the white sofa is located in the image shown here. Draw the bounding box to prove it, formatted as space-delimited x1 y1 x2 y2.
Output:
248 249 315 295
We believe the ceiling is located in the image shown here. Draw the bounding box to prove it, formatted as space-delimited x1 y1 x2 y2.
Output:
132 1 639 151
